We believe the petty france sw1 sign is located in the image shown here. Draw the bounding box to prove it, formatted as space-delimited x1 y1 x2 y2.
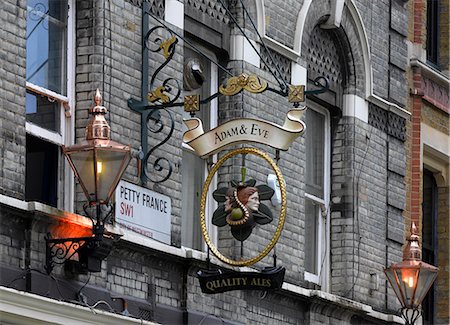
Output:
115 180 171 244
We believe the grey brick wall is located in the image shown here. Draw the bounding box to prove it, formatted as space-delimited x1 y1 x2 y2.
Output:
0 0 27 200
0 0 410 324
264 0 304 48
330 116 405 311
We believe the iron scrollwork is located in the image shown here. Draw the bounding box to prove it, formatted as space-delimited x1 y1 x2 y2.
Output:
128 4 330 185
128 3 181 184
45 234 89 274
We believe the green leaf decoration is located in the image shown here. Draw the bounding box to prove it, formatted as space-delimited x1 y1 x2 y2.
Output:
231 224 254 242
253 204 273 225
212 187 228 202
256 184 275 201
212 205 228 226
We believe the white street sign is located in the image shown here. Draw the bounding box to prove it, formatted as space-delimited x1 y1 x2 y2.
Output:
115 180 171 244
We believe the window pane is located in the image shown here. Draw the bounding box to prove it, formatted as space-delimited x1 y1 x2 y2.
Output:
25 134 58 207
422 169 437 324
305 109 325 198
26 91 60 132
426 0 439 66
305 199 319 274
181 149 205 250
26 0 67 94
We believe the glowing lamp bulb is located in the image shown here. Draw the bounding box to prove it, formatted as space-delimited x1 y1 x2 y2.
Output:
401 269 416 288
97 161 103 174
405 276 414 288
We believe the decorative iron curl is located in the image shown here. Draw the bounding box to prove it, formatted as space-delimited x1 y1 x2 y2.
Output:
142 108 174 183
304 76 329 96
129 7 180 185
45 233 89 274
400 307 422 325
82 202 114 226
145 26 180 104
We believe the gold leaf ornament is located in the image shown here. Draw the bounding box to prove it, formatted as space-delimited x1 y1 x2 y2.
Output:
219 73 268 96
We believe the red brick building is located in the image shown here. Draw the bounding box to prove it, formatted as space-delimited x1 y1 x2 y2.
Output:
407 0 449 323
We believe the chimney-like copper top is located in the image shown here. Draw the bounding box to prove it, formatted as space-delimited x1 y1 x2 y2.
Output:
86 89 110 140
404 222 421 261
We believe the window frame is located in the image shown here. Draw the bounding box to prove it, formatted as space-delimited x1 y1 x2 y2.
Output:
303 102 331 290
422 168 438 324
426 0 440 68
25 0 75 211
181 43 218 252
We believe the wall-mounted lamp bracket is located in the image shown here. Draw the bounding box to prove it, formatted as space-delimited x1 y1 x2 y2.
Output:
45 229 120 275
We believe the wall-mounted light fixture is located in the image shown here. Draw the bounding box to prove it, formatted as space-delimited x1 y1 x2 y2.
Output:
384 222 438 325
45 89 131 274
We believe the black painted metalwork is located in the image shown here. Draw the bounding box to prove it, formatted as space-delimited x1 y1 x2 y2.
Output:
45 203 118 274
305 76 329 96
400 307 422 325
128 2 180 184
128 4 330 185
45 233 90 274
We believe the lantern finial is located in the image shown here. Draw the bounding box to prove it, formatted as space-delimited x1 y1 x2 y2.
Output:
94 88 102 106
86 89 110 140
404 222 421 261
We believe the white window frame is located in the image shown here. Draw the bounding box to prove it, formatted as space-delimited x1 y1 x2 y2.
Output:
25 0 75 211
303 103 330 291
181 46 218 252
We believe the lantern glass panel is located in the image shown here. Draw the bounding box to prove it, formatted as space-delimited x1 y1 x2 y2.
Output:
67 147 130 203
95 149 130 202
68 149 96 201
385 268 407 306
414 267 438 306
397 268 420 307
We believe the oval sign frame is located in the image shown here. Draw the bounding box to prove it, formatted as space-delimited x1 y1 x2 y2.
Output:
200 147 287 266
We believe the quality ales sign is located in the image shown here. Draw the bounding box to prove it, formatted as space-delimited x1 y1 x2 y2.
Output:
198 267 285 294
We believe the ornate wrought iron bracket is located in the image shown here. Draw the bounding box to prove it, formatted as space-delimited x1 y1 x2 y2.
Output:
128 5 330 185
128 3 180 185
45 225 120 275
45 233 94 274
45 204 119 275
399 307 422 325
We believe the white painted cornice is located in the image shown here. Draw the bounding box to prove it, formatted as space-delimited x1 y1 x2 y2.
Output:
0 286 157 325
410 58 450 86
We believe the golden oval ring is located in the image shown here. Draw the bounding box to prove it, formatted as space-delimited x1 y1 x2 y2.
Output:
200 147 286 267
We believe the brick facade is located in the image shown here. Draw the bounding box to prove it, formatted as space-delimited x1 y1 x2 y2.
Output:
406 0 450 324
0 0 424 324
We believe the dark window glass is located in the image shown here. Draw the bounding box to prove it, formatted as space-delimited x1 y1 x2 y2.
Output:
305 199 319 274
26 91 60 132
25 135 58 207
426 0 439 66
422 169 437 324
305 109 325 198
26 0 67 94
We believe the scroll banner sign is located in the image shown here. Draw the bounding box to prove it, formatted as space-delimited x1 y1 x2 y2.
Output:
183 109 306 158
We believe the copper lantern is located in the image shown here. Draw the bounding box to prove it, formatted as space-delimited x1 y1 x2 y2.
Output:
63 89 131 205
384 222 438 324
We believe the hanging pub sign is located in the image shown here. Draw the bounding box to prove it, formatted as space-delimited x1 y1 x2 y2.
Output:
182 73 308 294
198 267 286 294
127 18 328 293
